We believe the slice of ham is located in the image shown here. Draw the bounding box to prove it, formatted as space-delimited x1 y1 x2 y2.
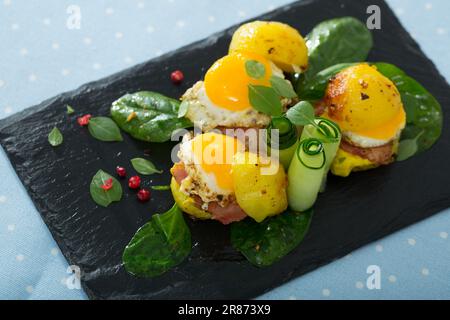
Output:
340 139 394 165
171 163 188 185
207 202 248 225
171 162 248 224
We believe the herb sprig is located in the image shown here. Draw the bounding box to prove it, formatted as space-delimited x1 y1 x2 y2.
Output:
48 127 63 147
88 117 123 142
286 101 340 142
131 158 163 175
245 60 297 116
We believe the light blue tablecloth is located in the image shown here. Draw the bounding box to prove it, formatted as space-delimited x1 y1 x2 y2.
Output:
0 0 449 300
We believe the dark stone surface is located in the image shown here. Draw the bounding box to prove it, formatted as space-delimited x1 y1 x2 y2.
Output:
0 0 449 299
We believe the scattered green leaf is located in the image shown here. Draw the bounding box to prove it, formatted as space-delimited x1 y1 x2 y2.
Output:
111 92 193 143
231 209 313 267
248 85 283 116
90 170 122 207
131 158 163 175
151 185 171 191
122 204 191 278
270 76 297 98
245 60 266 79
88 117 123 142
66 105 75 115
48 127 63 147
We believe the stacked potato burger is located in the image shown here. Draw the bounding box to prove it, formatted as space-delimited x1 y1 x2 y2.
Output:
171 21 307 224
322 64 406 177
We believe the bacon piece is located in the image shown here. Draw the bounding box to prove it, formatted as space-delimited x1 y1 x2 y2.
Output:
340 139 394 165
207 201 247 225
171 163 188 185
171 162 248 225
192 195 247 225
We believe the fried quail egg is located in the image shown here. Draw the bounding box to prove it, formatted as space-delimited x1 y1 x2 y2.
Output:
177 132 244 207
324 64 406 148
182 51 292 132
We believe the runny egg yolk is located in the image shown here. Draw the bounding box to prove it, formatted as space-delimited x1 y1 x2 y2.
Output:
204 52 273 112
191 132 242 191
324 64 406 141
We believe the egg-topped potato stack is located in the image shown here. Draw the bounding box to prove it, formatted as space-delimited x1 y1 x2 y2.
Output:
171 132 288 225
322 64 407 177
182 21 308 132
182 52 286 131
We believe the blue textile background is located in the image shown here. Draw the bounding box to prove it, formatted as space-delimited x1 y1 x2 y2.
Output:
0 0 449 300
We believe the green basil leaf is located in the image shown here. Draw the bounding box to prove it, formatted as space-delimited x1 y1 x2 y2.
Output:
297 62 358 100
248 85 283 116
245 60 266 79
111 92 193 143
286 101 316 126
88 117 123 142
151 185 171 191
48 127 63 147
122 204 191 278
373 63 443 154
90 170 122 207
270 76 298 98
231 209 313 267
304 17 373 81
66 105 75 115
178 100 190 118
131 158 162 175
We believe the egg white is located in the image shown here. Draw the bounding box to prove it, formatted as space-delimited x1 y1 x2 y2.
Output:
343 126 404 148
177 133 235 207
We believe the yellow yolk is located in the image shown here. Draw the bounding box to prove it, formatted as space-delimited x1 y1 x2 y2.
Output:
204 52 273 112
324 64 406 141
191 132 242 191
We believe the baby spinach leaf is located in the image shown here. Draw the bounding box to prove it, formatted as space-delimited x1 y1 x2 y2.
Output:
248 85 283 116
231 209 313 267
286 101 316 127
131 158 162 175
88 117 123 142
297 62 358 100
246 60 266 79
373 63 443 154
111 92 193 143
48 127 63 147
270 76 298 99
90 170 122 207
122 204 191 278
304 17 373 80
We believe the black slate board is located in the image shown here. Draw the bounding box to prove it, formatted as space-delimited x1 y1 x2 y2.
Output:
1 0 449 300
